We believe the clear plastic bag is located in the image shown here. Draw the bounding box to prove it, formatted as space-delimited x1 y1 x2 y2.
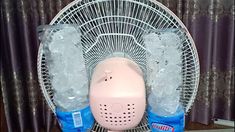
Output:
144 28 183 116
38 24 89 111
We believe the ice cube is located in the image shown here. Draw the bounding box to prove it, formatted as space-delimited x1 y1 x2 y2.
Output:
145 30 183 116
44 25 89 111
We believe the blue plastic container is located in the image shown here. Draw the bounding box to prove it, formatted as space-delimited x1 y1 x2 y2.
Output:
147 106 184 132
56 106 94 132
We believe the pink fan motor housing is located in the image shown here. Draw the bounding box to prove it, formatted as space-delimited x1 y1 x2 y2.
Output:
89 57 146 131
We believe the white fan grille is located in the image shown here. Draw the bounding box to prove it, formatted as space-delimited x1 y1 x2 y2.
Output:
37 0 200 131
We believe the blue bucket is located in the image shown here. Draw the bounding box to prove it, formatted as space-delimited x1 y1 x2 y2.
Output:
147 106 184 132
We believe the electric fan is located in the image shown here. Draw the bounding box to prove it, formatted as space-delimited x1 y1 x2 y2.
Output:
37 0 200 131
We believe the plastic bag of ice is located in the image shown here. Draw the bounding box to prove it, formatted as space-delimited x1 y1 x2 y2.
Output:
144 29 183 116
40 25 89 111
